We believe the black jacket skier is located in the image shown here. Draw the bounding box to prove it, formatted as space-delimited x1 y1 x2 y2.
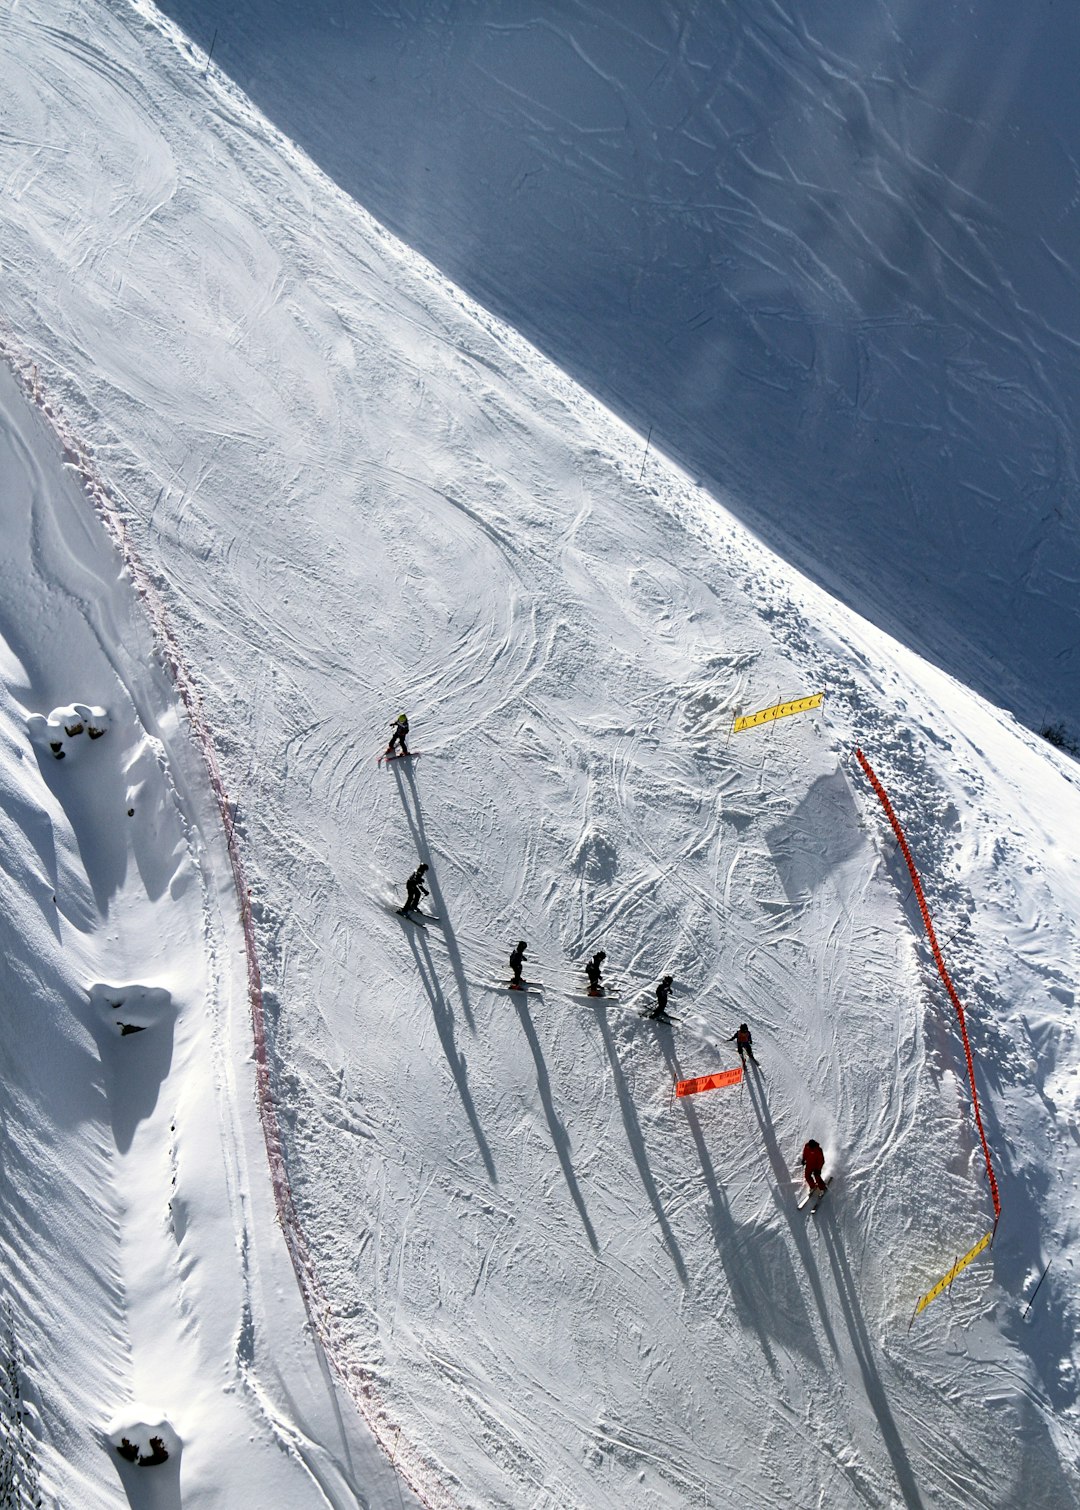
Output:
585 950 607 995
509 940 527 990
386 712 410 756
650 975 674 1018
728 1022 757 1064
398 862 428 916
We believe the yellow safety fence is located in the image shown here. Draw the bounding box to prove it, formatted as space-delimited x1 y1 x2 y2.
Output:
732 692 824 733
912 1231 993 1320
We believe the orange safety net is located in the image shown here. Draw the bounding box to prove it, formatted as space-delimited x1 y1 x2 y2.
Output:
675 1067 743 1098
855 748 1001 1219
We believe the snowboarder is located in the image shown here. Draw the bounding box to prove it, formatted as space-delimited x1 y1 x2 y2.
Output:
385 712 410 757
585 950 607 996
509 940 527 990
397 862 429 916
800 1138 827 1193
649 975 674 1018
728 1022 758 1065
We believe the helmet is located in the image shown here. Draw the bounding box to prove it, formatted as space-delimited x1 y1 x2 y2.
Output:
396 713 407 724
598 950 607 961
517 940 527 950
662 976 673 986
740 1022 748 1031
417 863 428 873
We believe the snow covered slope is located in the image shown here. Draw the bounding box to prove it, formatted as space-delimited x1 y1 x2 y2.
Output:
0 1 1078 1506
0 364 423 1506
154 0 1080 734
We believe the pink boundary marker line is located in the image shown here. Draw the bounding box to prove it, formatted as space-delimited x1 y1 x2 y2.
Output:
855 747 1001 1221
3 346 441 1509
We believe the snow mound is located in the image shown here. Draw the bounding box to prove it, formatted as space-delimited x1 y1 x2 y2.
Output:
27 702 109 761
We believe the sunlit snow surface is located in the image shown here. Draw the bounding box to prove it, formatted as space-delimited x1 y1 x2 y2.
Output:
0 2 1078 1507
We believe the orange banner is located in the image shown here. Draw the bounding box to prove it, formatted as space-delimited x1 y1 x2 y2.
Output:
675 1067 743 1098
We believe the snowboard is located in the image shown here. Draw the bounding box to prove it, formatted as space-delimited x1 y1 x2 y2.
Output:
378 751 421 765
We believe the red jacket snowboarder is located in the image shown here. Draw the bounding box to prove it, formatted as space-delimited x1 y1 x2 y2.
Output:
801 1139 827 1192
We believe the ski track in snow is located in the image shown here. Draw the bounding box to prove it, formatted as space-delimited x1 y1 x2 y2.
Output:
0 2 1077 1507
154 0 1080 736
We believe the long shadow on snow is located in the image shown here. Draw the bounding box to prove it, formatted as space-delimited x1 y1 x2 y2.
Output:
593 1005 687 1284
392 761 474 1031
512 996 599 1251
743 1065 841 1361
818 1211 927 1510
401 919 496 1184
653 1031 821 1378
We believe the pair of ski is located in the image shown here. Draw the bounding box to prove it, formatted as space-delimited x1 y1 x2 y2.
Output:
397 909 440 928
797 1177 832 1214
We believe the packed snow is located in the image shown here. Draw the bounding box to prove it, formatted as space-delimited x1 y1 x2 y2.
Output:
0 2 1078 1507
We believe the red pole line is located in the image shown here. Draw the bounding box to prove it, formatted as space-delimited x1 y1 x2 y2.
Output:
855 749 1001 1219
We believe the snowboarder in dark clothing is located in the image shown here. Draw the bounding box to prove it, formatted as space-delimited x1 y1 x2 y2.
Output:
509 940 527 990
728 1022 758 1065
649 975 674 1018
397 862 429 916
585 950 607 996
801 1139 827 1193
386 712 410 757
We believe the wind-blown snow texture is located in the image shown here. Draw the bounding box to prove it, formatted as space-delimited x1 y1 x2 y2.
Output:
155 0 1080 734
0 1 1078 1507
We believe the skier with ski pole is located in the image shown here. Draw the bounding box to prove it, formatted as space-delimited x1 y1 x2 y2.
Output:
728 1022 759 1066
585 950 607 997
648 975 674 1019
509 940 528 991
397 862 429 918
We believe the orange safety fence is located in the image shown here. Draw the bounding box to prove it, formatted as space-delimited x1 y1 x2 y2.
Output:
676 1067 743 1098
855 748 1001 1220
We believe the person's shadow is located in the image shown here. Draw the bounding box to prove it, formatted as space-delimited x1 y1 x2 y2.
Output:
593 1006 687 1282
653 1029 820 1375
512 994 598 1249
819 1213 926 1508
743 1066 841 1361
401 911 496 1182
392 761 474 1030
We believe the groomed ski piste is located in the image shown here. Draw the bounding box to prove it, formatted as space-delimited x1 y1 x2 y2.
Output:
0 3 1078 1508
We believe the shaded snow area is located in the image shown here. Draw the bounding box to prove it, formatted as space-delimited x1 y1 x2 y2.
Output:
0 2 1078 1507
153 0 1080 735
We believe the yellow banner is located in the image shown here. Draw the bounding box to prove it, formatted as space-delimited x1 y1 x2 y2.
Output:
914 1231 993 1317
732 692 824 733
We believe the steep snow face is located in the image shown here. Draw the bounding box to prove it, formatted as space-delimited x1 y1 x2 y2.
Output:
0 366 424 1506
0 2 1078 1508
153 0 1080 732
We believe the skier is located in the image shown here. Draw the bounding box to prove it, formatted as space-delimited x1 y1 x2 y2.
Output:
385 712 410 757
397 862 429 917
727 1022 758 1065
649 975 674 1018
585 950 607 996
800 1138 827 1193
509 940 527 991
